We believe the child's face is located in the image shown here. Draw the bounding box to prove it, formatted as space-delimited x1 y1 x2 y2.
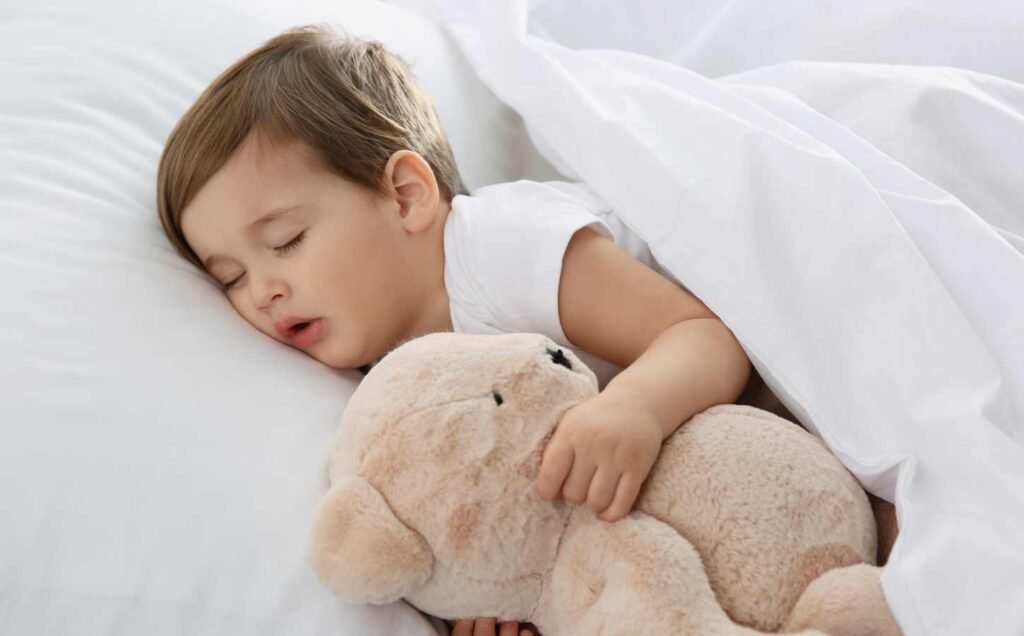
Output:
180 132 448 369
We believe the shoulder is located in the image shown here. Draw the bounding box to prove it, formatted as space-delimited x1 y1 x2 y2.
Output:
446 181 615 282
443 180 614 342
448 180 614 261
456 179 610 214
448 180 614 244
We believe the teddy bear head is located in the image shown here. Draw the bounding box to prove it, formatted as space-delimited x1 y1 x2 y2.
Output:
308 332 598 619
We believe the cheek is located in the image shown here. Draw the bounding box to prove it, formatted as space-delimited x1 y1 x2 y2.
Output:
315 235 377 293
227 296 277 338
308 248 352 300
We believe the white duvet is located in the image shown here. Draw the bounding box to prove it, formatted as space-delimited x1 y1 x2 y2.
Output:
406 2 1024 634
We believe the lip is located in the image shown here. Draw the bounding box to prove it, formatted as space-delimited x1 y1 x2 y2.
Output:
274 315 318 339
289 318 324 349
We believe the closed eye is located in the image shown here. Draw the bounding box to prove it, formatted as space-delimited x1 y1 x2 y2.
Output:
275 230 306 255
221 231 307 291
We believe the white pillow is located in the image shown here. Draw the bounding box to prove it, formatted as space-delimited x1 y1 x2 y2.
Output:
0 0 554 634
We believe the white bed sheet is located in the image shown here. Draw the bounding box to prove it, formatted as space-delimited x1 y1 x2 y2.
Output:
401 2 1024 634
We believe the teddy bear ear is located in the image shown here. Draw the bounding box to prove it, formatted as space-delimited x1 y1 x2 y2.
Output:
306 474 433 604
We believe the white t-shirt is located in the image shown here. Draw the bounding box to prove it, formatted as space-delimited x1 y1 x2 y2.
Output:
443 179 683 389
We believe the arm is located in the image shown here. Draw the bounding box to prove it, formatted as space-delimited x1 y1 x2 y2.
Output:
604 318 751 440
535 227 753 521
558 227 751 440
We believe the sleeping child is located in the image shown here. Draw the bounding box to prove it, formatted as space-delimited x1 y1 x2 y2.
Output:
154 23 881 636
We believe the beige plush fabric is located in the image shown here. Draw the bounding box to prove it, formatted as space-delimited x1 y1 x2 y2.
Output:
307 332 901 635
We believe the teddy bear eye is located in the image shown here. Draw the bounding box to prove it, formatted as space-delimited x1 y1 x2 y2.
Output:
546 348 573 370
492 391 504 406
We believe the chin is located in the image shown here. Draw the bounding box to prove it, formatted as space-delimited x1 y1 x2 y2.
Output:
313 348 347 370
315 340 370 372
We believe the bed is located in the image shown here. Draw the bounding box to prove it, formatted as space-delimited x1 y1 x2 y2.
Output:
3 0 1022 634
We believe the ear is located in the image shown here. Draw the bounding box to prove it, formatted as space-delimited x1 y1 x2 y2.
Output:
382 150 440 234
306 474 433 604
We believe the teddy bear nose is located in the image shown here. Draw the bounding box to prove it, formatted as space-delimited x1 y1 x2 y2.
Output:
546 347 573 370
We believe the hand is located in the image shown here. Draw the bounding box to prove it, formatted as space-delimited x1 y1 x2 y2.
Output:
451 618 541 636
535 389 663 522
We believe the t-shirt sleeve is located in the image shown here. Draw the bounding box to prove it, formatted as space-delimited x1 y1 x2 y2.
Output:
453 181 615 347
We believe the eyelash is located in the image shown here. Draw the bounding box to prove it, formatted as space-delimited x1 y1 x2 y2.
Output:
222 230 306 291
276 230 306 255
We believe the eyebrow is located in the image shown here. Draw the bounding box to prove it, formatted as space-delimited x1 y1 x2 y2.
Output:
202 205 302 270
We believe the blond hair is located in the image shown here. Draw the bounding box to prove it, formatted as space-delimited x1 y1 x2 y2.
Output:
156 23 466 271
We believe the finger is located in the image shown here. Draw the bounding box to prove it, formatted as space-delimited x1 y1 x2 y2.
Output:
474 617 496 636
600 472 642 522
560 457 598 505
452 620 473 636
584 465 620 514
536 441 573 501
498 622 519 636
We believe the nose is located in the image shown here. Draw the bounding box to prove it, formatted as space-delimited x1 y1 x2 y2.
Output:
251 270 289 310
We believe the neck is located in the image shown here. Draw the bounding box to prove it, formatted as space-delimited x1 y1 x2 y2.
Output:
405 199 453 339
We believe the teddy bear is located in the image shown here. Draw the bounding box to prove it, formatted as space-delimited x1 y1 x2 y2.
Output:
306 332 902 635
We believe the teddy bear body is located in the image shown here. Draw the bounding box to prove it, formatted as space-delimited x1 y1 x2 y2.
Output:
307 332 899 635
532 406 877 635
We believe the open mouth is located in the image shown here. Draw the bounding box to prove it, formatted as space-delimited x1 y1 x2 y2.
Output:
286 318 324 349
